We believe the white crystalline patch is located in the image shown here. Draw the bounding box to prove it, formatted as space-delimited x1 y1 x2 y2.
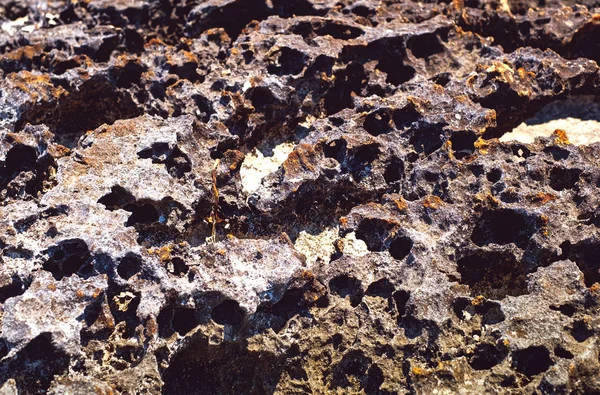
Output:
294 227 339 266
1 17 29 36
339 232 369 258
501 118 600 146
240 142 296 194
500 96 600 146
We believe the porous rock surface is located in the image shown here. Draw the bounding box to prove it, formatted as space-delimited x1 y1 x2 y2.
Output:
1 0 600 394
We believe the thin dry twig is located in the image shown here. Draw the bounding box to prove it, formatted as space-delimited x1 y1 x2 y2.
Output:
209 158 220 243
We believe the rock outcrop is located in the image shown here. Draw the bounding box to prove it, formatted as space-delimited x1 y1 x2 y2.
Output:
1 0 600 393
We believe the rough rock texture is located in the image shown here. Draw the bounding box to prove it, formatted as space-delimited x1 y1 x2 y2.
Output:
1 0 600 394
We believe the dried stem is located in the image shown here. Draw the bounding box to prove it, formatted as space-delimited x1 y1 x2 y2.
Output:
209 158 220 243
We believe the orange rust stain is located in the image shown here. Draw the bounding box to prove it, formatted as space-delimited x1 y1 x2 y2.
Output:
282 144 320 176
393 197 408 212
145 38 166 48
149 245 173 262
530 192 557 205
301 270 315 279
182 50 199 64
48 144 71 158
4 44 44 61
223 149 245 172
474 137 491 154
423 195 443 210
471 295 485 306
553 129 571 145
10 70 66 101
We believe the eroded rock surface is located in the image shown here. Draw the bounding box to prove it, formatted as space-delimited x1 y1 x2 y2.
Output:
1 0 600 394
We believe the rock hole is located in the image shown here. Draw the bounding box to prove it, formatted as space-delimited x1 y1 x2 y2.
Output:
267 47 306 76
511 144 532 158
4 3 28 20
393 290 410 316
329 275 363 307
115 60 145 88
331 349 371 389
383 157 404 183
313 21 364 40
117 254 143 280
471 209 539 248
137 142 171 161
469 343 506 370
323 139 347 163
543 146 570 161
157 304 175 338
16 77 142 148
561 240 600 287
452 297 505 323
161 337 283 394
350 5 374 17
550 303 576 317
355 218 395 252
407 33 445 59
292 20 364 41
377 55 415 85
452 297 471 320
0 274 29 303
42 239 91 280
170 60 201 83
323 62 366 115
0 145 41 196
570 320 593 342
432 72 451 87
487 168 503 183
185 0 270 40
450 132 477 159
512 346 553 377
2 145 37 175
98 185 136 210
166 147 192 179
0 333 69 394
172 308 198 335
346 144 380 181
409 123 444 156
211 299 245 326
389 236 413 260
363 109 391 136
331 333 343 349
365 364 385 393
250 87 275 111
168 257 189 276
393 104 421 130
457 250 527 300
554 346 574 359
138 144 192 179
480 301 506 324
365 278 394 298
193 94 214 123
548 167 582 191
125 203 159 226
